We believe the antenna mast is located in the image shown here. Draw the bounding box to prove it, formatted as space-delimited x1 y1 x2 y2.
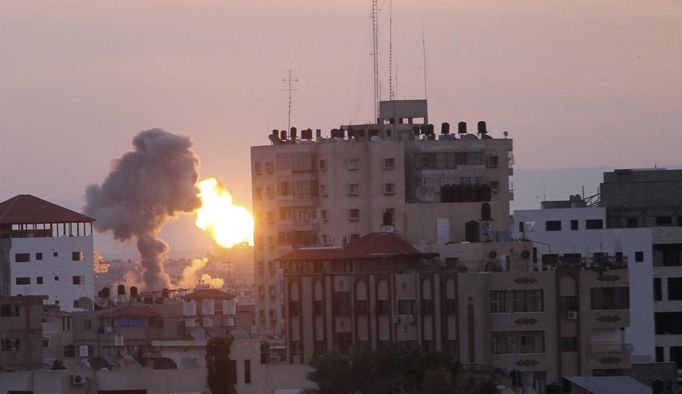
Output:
281 69 299 131
371 0 380 121
422 25 428 100
388 0 394 100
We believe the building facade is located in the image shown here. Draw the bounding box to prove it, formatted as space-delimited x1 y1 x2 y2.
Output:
281 232 632 391
251 99 514 335
0 194 95 311
0 295 46 369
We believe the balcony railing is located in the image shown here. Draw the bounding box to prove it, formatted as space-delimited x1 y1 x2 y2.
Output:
589 341 633 353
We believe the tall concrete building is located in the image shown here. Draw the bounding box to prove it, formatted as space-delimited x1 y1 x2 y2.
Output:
251 99 514 335
0 194 95 311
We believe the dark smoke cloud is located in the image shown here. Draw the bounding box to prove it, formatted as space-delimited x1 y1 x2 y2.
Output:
84 129 201 290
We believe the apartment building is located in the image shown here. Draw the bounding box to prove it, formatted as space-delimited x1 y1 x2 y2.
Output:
0 194 95 311
281 232 632 391
0 295 46 369
251 99 514 335
514 174 682 372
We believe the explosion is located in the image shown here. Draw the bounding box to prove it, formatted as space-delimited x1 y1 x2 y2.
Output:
195 178 254 248
177 258 224 289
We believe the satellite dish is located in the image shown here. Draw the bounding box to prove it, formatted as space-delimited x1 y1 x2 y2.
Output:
416 186 436 202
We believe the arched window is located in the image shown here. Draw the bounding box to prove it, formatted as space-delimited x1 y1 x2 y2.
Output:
481 203 491 221
465 220 480 242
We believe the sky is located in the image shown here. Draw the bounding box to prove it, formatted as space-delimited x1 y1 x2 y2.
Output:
1 0 680 258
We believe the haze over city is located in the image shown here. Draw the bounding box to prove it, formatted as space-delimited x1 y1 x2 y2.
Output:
2 0 681 258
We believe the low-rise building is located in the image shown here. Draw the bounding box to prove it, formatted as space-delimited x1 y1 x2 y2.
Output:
0 295 47 369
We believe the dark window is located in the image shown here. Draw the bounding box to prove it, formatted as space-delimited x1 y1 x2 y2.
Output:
491 331 545 354
244 359 251 384
635 251 644 262
518 221 524 233
481 203 492 221
72 276 82 285
15 277 30 285
15 253 30 263
559 296 579 312
36 276 43 285
591 287 629 310
668 278 682 300
332 293 351 315
585 219 604 229
671 346 682 369
230 360 237 384
656 346 665 362
654 278 662 301
0 305 20 317
627 217 638 228
655 312 682 335
288 301 299 317
446 299 457 314
1 339 20 351
491 290 544 313
545 221 561 231
657 216 673 226
421 300 433 314
335 332 353 354
313 300 323 316
560 337 578 352
653 244 682 267
42 337 49 347
53 251 58 257
36 253 43 261
63 345 75 357
54 276 59 281
355 300 368 315
397 300 415 315
314 341 326 355
570 220 579 230
376 300 390 315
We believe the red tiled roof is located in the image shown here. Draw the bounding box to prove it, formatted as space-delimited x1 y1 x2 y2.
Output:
98 305 158 319
184 288 235 301
0 194 93 224
278 232 432 261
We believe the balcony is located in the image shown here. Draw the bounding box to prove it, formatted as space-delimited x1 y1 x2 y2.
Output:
588 341 632 370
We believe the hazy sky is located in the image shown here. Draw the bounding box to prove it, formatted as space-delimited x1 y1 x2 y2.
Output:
1 1 680 257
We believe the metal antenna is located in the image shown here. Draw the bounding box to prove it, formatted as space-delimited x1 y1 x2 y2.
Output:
280 69 299 131
422 24 428 100
371 0 380 120
388 0 394 100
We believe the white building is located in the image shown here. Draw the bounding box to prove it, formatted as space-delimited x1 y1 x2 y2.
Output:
0 194 95 311
513 199 682 368
251 99 515 335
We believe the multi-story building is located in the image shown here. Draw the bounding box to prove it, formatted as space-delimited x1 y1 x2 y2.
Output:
514 172 682 374
251 99 514 335
0 194 95 311
0 295 47 369
281 231 632 391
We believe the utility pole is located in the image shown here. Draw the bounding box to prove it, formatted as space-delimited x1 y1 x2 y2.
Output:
281 69 299 131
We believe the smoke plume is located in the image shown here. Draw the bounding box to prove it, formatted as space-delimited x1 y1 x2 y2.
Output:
177 258 224 289
84 129 201 290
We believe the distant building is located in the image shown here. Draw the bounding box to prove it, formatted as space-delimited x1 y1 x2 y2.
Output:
281 232 632 389
251 99 514 335
0 194 95 311
0 295 47 369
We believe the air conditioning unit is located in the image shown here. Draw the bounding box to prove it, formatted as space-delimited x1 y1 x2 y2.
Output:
566 311 578 320
71 374 86 385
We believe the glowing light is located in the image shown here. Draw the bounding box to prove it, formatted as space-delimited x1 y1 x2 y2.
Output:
195 178 254 248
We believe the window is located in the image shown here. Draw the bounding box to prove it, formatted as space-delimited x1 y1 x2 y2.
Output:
15 277 30 285
384 183 396 195
656 312 682 335
591 287 629 310
72 251 84 261
376 300 390 314
668 278 682 300
244 360 251 384
54 276 59 281
72 276 83 285
53 251 58 257
84 320 92 330
384 158 395 169
320 209 328 221
627 217 638 228
350 233 360 241
36 252 43 261
585 219 604 230
15 253 30 263
487 155 499 167
545 221 562 231
36 276 43 285
266 211 274 224
42 337 50 348
280 181 290 196
254 162 262 175
1 338 20 351
348 209 360 221
347 183 359 196
654 278 662 301
355 300 368 315
571 220 579 230
491 331 545 354
635 251 644 262
490 290 544 313
490 181 500 193
421 300 433 314
656 347 665 362
319 159 327 171
265 162 274 174
73 300 79 308
0 305 19 317
560 296 579 312
332 293 351 315
255 188 262 200
657 216 673 226
230 360 237 384
560 337 578 352
446 299 457 314
347 159 359 170
266 186 274 199
397 300 415 315
319 184 328 196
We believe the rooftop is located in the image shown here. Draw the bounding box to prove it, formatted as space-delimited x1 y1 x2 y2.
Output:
278 232 435 262
183 288 235 301
0 194 93 225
